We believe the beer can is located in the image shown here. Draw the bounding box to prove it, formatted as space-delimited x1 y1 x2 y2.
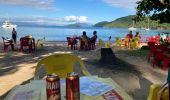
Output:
46 74 61 100
66 72 80 100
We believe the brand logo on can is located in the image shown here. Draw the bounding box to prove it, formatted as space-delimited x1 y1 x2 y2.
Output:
47 82 59 90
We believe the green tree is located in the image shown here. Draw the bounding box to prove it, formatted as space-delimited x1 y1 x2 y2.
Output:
136 0 170 23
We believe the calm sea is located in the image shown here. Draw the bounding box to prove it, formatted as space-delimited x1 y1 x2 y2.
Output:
0 26 170 42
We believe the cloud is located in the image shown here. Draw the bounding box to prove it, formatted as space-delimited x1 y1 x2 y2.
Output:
64 16 88 23
0 0 57 11
102 0 138 11
78 16 88 23
64 16 77 22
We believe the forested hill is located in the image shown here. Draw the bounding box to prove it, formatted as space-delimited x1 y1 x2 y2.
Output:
94 15 134 28
94 15 170 29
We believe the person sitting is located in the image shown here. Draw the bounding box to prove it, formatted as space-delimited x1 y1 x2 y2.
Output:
128 31 133 39
125 31 133 48
135 32 141 43
133 32 141 48
80 31 90 50
90 31 97 42
89 31 97 49
135 32 141 38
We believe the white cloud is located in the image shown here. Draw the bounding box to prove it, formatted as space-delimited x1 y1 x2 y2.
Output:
64 16 77 22
64 16 88 23
78 16 88 23
102 0 138 11
0 0 57 11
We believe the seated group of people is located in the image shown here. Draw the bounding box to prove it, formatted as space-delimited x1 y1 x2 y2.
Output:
69 31 97 50
79 31 97 50
80 31 97 45
124 31 141 48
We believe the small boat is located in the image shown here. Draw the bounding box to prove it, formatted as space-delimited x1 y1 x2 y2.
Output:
128 27 137 30
128 20 137 30
145 28 150 31
2 21 17 29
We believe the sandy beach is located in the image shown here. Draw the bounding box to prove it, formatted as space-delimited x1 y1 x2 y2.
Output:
0 41 168 100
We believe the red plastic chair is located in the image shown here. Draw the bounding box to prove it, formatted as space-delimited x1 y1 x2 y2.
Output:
152 45 166 67
20 37 35 53
66 37 71 48
155 36 160 45
89 37 97 50
162 48 170 70
79 37 90 50
80 38 85 50
147 36 159 43
66 37 77 50
162 53 170 71
2 37 14 52
147 42 157 62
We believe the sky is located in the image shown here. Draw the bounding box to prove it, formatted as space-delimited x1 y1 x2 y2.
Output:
0 0 138 25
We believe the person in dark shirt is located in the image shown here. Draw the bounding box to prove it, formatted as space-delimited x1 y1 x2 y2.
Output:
12 28 17 43
109 36 111 41
90 31 97 42
127 31 133 39
80 31 90 46
135 32 141 39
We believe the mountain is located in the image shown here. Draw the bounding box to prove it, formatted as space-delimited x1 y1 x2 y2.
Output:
66 23 92 28
94 15 134 28
94 15 170 29
93 21 109 27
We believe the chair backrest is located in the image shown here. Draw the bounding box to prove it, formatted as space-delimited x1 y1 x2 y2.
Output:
115 37 121 46
36 37 45 49
133 37 139 43
34 53 91 79
2 37 6 44
148 42 156 48
20 37 32 46
155 36 160 44
98 39 104 48
67 37 77 45
66 37 71 45
2 37 13 45
91 37 97 44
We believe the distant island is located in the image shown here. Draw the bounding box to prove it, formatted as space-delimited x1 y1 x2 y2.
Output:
94 15 170 30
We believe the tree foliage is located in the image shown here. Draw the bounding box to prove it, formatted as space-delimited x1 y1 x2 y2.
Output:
136 0 170 23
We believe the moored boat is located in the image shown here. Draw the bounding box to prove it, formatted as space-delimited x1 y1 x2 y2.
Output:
2 21 17 29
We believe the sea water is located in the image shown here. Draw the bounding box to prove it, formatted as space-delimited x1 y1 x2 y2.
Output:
0 26 170 42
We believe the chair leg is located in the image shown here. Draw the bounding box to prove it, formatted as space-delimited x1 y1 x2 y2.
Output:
153 57 158 68
11 44 14 51
4 45 8 52
29 46 32 53
68 44 69 49
71 44 73 50
147 54 151 62
148 53 153 62
20 46 23 52
163 58 169 71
